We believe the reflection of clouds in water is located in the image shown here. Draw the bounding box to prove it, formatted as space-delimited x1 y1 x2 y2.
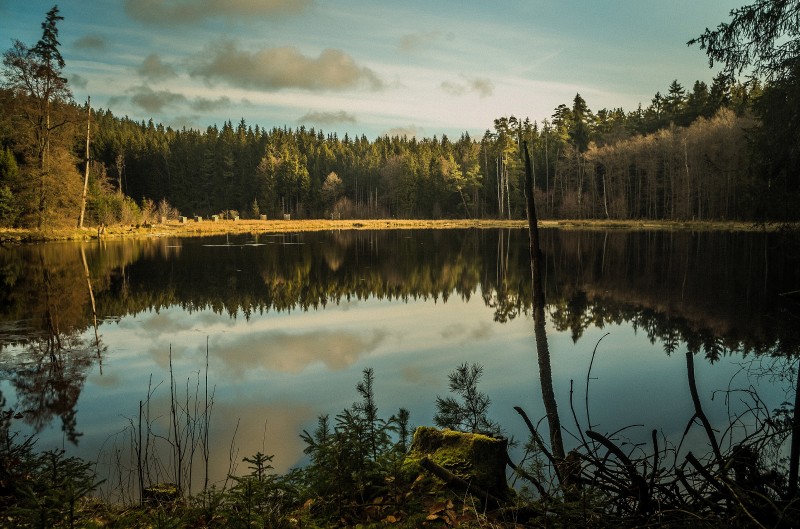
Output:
440 321 493 343
136 311 198 335
131 308 236 340
469 322 493 341
97 392 315 491
334 299 360 311
440 323 464 339
216 329 388 376
195 311 237 328
207 399 315 478
88 371 121 388
146 342 192 369
400 365 439 387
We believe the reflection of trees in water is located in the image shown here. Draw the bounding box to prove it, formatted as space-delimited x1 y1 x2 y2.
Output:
2 229 787 359
0 241 129 443
0 230 798 443
5 335 97 444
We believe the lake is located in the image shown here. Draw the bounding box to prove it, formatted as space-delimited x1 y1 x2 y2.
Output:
1 228 798 498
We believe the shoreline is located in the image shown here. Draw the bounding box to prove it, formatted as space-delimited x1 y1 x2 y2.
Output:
0 218 792 242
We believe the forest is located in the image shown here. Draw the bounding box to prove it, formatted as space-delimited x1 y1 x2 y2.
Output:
2 8 799 229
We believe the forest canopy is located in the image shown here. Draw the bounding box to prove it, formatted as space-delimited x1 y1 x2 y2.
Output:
1 4 798 229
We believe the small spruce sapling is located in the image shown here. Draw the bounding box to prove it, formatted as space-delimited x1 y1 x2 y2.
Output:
434 362 501 436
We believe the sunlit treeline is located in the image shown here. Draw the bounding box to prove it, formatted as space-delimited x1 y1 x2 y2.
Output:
0 74 779 227
84 76 760 221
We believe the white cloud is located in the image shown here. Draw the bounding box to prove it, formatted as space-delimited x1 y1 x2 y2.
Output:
74 35 107 51
190 41 386 92
440 75 495 98
69 73 88 89
398 30 453 53
137 53 177 81
129 86 187 113
297 110 357 125
383 126 423 139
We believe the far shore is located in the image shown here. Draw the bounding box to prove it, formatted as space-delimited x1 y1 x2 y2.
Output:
0 218 794 243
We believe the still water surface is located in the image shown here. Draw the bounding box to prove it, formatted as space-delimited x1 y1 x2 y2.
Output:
1 229 798 493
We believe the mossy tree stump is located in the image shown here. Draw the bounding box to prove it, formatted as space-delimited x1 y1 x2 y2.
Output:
142 482 180 506
405 426 510 504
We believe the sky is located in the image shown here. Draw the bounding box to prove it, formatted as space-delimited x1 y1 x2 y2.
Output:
0 0 745 139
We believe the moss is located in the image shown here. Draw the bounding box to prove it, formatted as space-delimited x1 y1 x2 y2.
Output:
405 426 510 500
142 482 181 505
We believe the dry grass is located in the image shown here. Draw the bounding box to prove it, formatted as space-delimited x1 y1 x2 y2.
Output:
0 218 792 242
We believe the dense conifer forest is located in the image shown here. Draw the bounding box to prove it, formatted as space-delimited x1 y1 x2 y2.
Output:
2 6 797 229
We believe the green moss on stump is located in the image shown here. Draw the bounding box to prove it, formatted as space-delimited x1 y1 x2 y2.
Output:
405 426 510 500
142 482 181 505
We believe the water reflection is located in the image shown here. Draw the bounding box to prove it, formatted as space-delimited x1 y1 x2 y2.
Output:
0 229 797 479
0 244 114 442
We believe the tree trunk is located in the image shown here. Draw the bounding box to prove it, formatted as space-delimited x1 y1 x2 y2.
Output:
78 97 91 228
522 142 568 482
788 358 800 498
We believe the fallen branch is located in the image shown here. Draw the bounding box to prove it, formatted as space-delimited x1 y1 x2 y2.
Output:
419 456 505 508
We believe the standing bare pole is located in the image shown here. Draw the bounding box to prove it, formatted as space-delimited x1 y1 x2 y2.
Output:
78 96 91 228
523 141 568 485
523 142 545 312
80 244 102 373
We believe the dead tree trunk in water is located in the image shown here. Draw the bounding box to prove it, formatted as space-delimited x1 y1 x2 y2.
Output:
80 245 102 374
78 96 91 229
789 359 800 497
523 142 568 481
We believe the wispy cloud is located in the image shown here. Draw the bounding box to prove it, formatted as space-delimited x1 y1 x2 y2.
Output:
216 329 388 377
124 0 313 25
383 126 422 138
69 73 88 89
440 80 466 96
137 53 177 81
191 41 385 92
298 110 357 125
128 85 187 113
398 30 453 52
191 96 232 112
74 35 107 51
440 75 495 98
168 115 200 130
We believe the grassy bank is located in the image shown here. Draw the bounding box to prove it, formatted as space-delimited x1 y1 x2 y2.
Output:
0 218 790 243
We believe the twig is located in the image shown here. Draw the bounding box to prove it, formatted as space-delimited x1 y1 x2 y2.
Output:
586 430 650 515
513 406 560 483
686 352 723 466
505 453 548 498
585 333 609 432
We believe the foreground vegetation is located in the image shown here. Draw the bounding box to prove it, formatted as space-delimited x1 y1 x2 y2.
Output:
3 356 799 529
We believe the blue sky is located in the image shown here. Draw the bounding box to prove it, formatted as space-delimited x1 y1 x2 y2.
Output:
1 0 744 138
